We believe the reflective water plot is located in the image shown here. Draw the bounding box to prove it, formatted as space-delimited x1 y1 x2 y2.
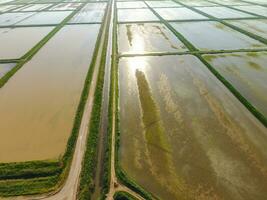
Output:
116 0 267 200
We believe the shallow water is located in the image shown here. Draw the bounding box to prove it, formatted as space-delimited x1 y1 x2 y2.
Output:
17 11 72 25
119 55 267 200
227 19 267 39
69 9 104 23
179 0 216 6
117 8 159 22
0 63 16 78
145 0 180 8
233 5 267 17
14 4 52 11
171 21 265 50
0 26 54 59
116 1 147 9
204 52 267 117
0 5 19 12
0 12 35 26
0 24 100 163
82 2 107 10
49 3 82 10
196 6 254 19
154 7 207 20
211 0 249 6
118 23 187 53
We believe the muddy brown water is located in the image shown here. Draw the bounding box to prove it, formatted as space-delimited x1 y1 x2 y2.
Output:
0 24 100 163
119 55 267 200
0 26 54 59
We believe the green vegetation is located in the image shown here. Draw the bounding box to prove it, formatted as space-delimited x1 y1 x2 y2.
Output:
77 2 111 199
114 191 138 200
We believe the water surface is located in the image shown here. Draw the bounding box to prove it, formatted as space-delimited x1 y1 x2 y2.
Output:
119 55 267 200
0 26 54 59
154 7 207 20
171 21 265 50
0 24 100 163
118 23 187 53
204 52 267 116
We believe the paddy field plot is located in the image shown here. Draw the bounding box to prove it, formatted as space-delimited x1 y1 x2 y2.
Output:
116 1 147 9
145 1 180 8
118 23 187 54
204 52 267 117
17 11 72 25
82 2 107 10
118 55 267 200
177 0 216 7
154 7 207 20
0 12 35 26
233 5 267 17
69 3 106 23
195 6 255 19
14 4 52 12
0 24 100 163
48 3 82 10
210 0 249 6
170 21 265 50
117 8 159 22
0 26 54 59
0 5 20 12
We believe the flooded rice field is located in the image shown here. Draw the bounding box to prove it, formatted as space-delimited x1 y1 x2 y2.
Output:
14 4 52 11
119 55 267 200
0 26 54 59
211 0 249 5
195 6 254 19
118 23 187 54
154 7 207 20
0 24 100 162
0 12 35 26
116 1 147 9
49 3 82 10
68 2 106 23
178 0 216 7
170 21 265 50
0 4 19 12
145 0 180 8
233 5 267 17
82 2 107 10
69 9 104 23
204 52 267 117
117 8 159 22
227 19 267 39
0 63 15 78
17 11 72 25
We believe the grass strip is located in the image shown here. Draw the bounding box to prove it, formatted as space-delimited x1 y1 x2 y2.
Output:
0 160 62 180
114 191 138 200
77 2 111 199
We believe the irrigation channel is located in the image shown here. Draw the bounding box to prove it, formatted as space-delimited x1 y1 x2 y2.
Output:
0 0 267 199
